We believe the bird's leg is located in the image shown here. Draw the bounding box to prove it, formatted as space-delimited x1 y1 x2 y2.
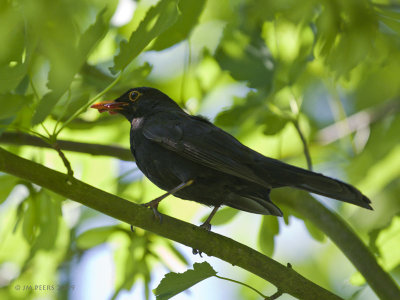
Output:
141 193 168 223
199 205 220 231
192 206 220 256
142 179 194 223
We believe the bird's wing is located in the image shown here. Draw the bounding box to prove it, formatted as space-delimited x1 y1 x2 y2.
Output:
142 113 269 187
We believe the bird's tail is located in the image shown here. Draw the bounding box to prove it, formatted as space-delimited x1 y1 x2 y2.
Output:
256 157 372 210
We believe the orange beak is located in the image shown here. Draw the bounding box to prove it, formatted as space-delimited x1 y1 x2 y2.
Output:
90 101 128 115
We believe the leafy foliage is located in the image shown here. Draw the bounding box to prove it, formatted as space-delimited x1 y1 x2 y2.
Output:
0 0 399 299
111 0 180 73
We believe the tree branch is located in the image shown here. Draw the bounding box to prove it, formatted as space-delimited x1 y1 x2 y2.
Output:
0 132 133 161
0 147 342 300
292 120 313 171
317 99 400 145
290 102 399 299
1 133 399 299
274 189 400 300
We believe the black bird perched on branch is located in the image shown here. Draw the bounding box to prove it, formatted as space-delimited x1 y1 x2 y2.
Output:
91 87 372 229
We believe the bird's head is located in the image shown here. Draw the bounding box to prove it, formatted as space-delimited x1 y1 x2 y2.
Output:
91 87 182 121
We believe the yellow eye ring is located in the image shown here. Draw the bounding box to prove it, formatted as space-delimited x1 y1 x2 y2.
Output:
129 90 141 102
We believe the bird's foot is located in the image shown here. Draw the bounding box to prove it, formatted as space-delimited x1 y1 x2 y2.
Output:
199 221 212 231
192 221 213 256
142 197 163 224
199 205 218 232
192 248 203 257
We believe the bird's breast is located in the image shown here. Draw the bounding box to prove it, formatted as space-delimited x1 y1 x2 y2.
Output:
129 131 181 187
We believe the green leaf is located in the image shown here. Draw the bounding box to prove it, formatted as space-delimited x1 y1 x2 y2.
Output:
304 220 325 242
0 174 19 204
111 0 180 73
0 64 29 94
115 62 153 89
32 7 109 125
32 191 61 251
215 92 264 128
15 75 30 95
200 207 239 226
0 118 15 134
151 0 206 50
22 199 37 243
32 90 65 125
0 94 33 119
0 3 31 93
314 3 340 58
77 8 108 59
374 215 400 271
258 216 279 256
76 226 118 249
154 262 217 300
262 113 288 135
215 27 274 90
63 89 92 119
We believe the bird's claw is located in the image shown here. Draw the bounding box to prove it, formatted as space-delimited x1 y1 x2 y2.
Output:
152 207 163 224
192 248 203 257
199 222 212 231
192 221 212 256
142 199 163 224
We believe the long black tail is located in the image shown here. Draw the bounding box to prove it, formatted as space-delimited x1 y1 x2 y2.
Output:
257 157 372 210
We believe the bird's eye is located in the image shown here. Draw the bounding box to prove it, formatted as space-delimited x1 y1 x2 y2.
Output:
128 91 140 102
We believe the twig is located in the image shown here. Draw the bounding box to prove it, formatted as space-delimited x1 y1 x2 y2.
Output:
292 120 313 171
0 132 133 161
214 275 268 299
326 82 357 153
268 289 283 300
317 99 400 145
55 73 123 137
52 143 74 177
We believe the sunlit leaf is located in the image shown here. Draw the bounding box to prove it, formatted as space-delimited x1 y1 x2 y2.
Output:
0 174 19 204
215 27 274 90
304 220 325 242
215 92 263 128
30 191 62 251
262 113 288 135
0 3 32 93
22 199 37 243
32 7 110 125
152 0 206 50
78 8 109 60
76 226 119 249
0 64 29 94
111 0 180 73
0 94 33 119
154 262 217 300
258 215 279 256
375 215 400 270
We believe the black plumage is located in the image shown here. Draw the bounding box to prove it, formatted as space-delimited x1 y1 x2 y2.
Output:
91 87 372 228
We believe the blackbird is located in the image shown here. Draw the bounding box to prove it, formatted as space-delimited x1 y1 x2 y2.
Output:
91 87 372 229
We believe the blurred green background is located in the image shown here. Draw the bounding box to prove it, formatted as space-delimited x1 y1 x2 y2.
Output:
0 0 399 299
